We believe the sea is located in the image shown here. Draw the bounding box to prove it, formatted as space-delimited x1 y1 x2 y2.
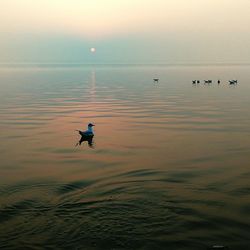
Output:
0 64 250 249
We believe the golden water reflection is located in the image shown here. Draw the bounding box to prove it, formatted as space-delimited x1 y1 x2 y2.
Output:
1 65 250 249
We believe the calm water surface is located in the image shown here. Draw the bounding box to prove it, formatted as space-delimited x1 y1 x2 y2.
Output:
0 65 250 249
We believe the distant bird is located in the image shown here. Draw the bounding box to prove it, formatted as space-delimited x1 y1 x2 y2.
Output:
192 80 200 84
153 78 159 83
76 123 95 137
229 80 237 85
204 80 212 84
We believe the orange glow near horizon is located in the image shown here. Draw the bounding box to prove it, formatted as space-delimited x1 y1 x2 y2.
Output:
1 0 250 40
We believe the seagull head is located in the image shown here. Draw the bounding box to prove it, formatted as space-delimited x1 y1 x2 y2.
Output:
88 123 95 127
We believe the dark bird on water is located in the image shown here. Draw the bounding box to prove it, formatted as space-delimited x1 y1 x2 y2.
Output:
204 80 212 84
229 80 237 85
192 80 200 84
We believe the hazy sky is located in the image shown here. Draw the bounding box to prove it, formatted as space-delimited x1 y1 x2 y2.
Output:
1 0 250 63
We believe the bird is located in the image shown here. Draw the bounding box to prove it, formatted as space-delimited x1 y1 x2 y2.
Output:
76 123 95 137
229 80 237 85
153 78 159 83
204 80 212 84
75 123 95 148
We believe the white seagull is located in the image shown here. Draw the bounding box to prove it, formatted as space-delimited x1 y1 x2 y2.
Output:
76 123 95 137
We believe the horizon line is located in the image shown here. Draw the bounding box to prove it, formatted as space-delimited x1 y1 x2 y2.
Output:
1 62 250 67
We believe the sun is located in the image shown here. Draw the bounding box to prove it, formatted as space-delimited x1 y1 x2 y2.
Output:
90 47 96 53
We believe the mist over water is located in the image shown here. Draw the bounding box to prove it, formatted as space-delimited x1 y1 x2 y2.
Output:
0 65 250 249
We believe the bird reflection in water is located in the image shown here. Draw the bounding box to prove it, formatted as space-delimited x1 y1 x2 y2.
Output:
75 134 94 148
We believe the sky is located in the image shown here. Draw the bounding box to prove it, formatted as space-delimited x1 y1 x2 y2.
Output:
1 0 250 64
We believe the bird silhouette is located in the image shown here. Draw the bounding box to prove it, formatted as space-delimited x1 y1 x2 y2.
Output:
229 80 237 85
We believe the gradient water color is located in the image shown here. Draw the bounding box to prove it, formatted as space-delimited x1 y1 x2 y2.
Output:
0 64 250 249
